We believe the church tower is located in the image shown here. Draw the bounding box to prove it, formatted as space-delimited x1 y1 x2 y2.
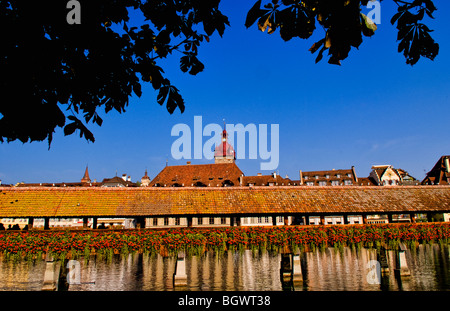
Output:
214 126 236 164
81 166 91 184
140 169 151 187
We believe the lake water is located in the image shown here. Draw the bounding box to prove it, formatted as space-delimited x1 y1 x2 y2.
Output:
1 244 449 291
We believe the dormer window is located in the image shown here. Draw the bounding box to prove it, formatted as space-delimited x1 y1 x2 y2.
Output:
304 176 309 180
325 175 330 179
336 174 341 178
315 175 319 179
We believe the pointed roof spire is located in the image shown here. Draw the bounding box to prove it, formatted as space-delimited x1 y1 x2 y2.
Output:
81 165 91 183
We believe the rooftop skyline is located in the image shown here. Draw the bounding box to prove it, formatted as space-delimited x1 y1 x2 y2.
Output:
1 1 449 184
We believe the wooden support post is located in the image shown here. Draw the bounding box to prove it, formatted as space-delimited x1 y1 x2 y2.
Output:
173 252 188 287
305 215 310 226
320 215 325 225
42 253 61 291
230 217 235 227
362 214 368 224
28 217 34 230
343 214 349 225
44 217 50 230
187 216 193 228
387 214 393 223
377 247 390 275
83 217 88 228
292 253 303 284
135 217 145 229
92 217 98 229
409 213 416 223
280 253 293 283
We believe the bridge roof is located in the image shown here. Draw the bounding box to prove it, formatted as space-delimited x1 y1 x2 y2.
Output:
0 186 449 218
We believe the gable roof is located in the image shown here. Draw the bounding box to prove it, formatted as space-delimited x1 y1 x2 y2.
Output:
0 186 449 218
242 174 292 186
149 163 244 187
300 167 358 185
102 176 136 187
422 156 450 185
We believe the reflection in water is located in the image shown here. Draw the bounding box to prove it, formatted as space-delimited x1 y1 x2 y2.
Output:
0 244 449 291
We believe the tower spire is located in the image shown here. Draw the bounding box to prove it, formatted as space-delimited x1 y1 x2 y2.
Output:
81 165 91 183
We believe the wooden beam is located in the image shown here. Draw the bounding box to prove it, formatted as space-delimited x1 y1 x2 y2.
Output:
44 217 50 230
28 217 34 230
343 214 349 225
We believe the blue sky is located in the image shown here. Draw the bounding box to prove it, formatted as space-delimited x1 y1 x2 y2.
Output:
1 1 449 184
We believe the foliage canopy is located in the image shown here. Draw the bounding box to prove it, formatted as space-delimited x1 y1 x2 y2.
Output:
0 0 439 145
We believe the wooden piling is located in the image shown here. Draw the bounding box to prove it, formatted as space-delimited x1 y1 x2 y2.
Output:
173 253 188 287
280 253 293 282
42 253 61 291
292 253 303 283
395 243 411 277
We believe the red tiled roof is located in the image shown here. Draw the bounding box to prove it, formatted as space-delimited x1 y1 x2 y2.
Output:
242 174 292 186
149 163 243 187
300 167 357 186
0 186 449 218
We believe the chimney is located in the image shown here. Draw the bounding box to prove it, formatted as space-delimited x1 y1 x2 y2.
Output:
257 173 262 176
127 176 131 182
445 157 450 173
351 165 358 182
187 161 191 165
272 172 277 178
299 170 303 185
122 174 127 181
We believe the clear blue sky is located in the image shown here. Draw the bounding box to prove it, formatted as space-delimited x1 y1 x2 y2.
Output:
1 1 449 185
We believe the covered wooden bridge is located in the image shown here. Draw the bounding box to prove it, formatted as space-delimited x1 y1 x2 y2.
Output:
0 186 449 229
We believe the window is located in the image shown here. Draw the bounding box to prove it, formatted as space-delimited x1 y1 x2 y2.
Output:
175 217 180 226
164 217 169 226
197 217 203 225
264 216 269 223
347 173 352 177
344 180 353 185
325 175 330 179
257 216 262 223
306 182 314 186
304 176 309 180
315 175 319 179
209 217 215 225
318 181 327 186
278 216 283 223
153 218 158 226
331 180 340 186
336 174 341 178
221 217 226 225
